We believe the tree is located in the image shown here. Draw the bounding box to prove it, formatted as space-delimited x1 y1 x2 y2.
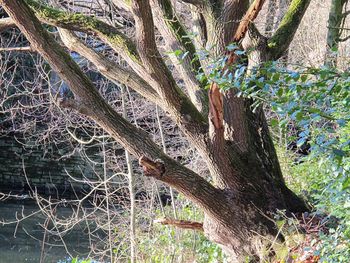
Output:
0 0 311 261
325 0 349 67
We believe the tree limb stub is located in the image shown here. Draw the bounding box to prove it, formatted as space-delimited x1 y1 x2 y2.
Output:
154 217 204 231
208 83 223 131
56 97 92 116
139 156 165 178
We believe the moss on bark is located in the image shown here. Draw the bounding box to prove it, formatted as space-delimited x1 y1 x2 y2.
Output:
267 0 311 60
25 0 140 63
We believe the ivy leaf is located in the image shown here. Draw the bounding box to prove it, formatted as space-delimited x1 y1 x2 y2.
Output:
333 149 346 157
272 73 280 82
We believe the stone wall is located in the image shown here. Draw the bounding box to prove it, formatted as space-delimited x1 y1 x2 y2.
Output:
0 135 102 198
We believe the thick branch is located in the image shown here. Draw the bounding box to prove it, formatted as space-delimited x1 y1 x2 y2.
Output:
230 0 266 43
190 9 208 49
58 29 159 104
267 0 311 60
241 23 268 70
1 0 228 219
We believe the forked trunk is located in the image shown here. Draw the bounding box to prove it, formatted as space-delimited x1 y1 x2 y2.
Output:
197 5 309 259
202 105 309 261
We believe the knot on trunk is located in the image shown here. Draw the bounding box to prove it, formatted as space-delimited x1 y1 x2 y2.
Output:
139 156 165 178
56 96 91 116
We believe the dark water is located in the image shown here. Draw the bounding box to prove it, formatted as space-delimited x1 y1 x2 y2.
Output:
0 199 96 263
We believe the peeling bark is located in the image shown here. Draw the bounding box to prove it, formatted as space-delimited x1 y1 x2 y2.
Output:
154 218 204 231
208 83 223 131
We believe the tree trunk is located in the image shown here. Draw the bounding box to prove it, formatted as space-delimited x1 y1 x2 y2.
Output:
325 0 348 67
195 1 310 260
202 105 309 261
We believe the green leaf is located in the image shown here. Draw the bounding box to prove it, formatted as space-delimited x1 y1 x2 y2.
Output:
296 111 304 121
342 177 350 190
173 49 182 56
272 73 280 82
277 88 283 97
270 119 279 127
301 74 308 82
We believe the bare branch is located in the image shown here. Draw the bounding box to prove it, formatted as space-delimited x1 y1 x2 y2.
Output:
338 35 350 42
0 46 34 52
58 29 159 104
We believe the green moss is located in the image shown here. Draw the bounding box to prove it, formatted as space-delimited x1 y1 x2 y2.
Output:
267 0 311 59
27 0 97 27
25 0 140 63
179 92 207 124
123 0 132 7
104 32 140 63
